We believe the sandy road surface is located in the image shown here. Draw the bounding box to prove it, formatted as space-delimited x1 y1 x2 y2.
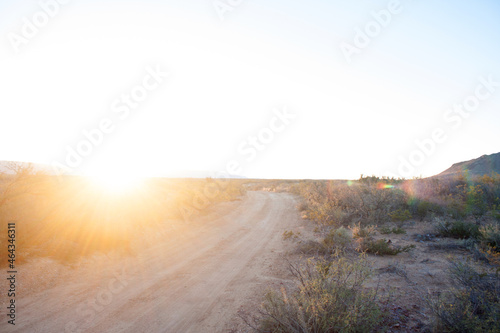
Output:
2 191 303 333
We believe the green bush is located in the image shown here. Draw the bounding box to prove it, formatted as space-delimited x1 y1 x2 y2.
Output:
379 226 406 235
410 199 444 221
257 256 385 332
447 199 467 220
297 228 351 255
429 261 500 332
416 200 431 220
356 238 414 256
388 208 412 222
435 220 481 239
466 185 488 222
378 226 392 234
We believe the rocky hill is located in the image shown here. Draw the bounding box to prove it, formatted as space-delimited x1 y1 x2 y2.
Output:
435 152 500 179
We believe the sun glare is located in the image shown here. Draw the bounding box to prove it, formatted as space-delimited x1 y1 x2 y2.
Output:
86 172 144 194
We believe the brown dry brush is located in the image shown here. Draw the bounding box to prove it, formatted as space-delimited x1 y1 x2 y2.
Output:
296 174 500 229
245 255 388 333
427 261 500 333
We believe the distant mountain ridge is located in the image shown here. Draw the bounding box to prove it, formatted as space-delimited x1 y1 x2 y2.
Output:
435 152 500 179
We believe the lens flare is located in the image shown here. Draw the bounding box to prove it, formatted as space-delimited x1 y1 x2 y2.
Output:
377 182 394 189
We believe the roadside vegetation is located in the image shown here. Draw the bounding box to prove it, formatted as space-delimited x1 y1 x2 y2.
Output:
257 255 386 333
428 261 499 333
0 163 246 265
252 173 500 332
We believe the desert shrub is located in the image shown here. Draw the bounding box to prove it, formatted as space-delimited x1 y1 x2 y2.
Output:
409 199 444 221
435 220 481 239
297 240 327 255
351 186 408 225
392 227 406 234
447 202 467 219
353 223 413 255
466 185 488 222
282 230 296 241
350 223 376 239
429 261 500 333
416 200 431 220
478 174 500 205
389 208 412 222
445 187 468 219
379 226 406 235
307 202 346 227
479 224 500 253
293 177 500 233
297 180 408 227
322 227 352 251
350 221 413 255
356 238 414 256
296 228 351 255
378 226 392 234
257 256 384 332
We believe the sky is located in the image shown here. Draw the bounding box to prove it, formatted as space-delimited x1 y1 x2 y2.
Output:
0 0 499 180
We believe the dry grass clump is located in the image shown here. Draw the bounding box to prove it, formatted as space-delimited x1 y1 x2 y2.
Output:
255 255 386 333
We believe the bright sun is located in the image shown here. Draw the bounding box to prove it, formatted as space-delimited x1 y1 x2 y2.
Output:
86 172 144 194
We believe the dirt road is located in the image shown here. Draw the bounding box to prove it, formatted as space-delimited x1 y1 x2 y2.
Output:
2 191 303 333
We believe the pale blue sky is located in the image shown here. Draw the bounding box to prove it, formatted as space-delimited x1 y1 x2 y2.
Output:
0 0 499 179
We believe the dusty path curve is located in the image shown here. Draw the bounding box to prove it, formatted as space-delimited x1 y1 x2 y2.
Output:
3 191 303 333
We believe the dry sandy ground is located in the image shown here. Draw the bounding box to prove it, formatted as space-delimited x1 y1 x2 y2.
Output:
1 191 303 333
362 220 487 332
